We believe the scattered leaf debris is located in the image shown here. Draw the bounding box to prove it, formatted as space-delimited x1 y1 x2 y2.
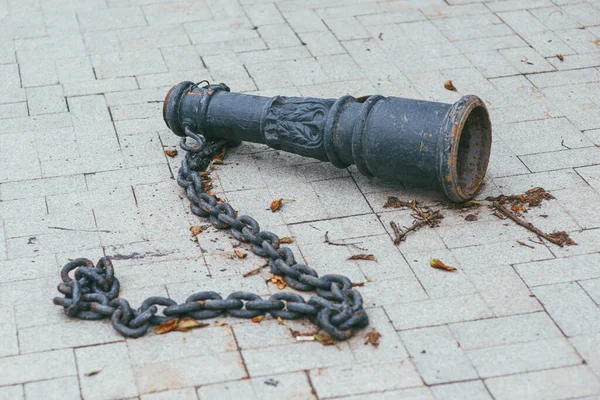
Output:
492 202 577 247
154 318 179 334
164 149 178 157
277 316 287 326
271 275 287 290
324 231 366 251
347 254 377 261
487 187 554 215
386 197 443 245
352 282 366 287
314 333 336 346
242 262 269 278
270 198 283 212
516 240 535 249
557 54 564 61
264 378 279 387
215 321 228 326
444 80 457 91
211 147 227 164
464 214 478 221
189 225 204 236
154 318 208 334
279 236 294 244
364 328 382 347
85 369 102 377
252 315 265 323
430 258 457 272
290 328 319 339
521 58 534 65
234 250 247 259
174 318 209 332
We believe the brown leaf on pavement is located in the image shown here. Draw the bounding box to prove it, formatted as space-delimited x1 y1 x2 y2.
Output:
430 258 457 271
313 333 336 346
557 54 564 61
347 254 377 261
444 80 457 91
174 318 209 332
154 318 179 334
364 328 382 347
270 198 283 212
279 237 294 244
235 250 247 259
271 275 287 290
164 149 178 157
189 226 204 236
251 315 265 323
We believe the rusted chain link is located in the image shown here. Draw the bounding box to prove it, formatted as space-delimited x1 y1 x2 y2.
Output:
53 82 369 341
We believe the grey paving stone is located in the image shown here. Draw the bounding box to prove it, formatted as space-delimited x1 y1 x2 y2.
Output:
0 306 18 358
386 294 493 330
197 372 316 400
533 282 600 337
127 325 236 365
449 312 562 350
310 358 422 399
570 333 600 378
430 380 492 400
134 351 246 395
76 342 138 400
242 341 354 376
467 337 581 378
0 349 76 386
142 388 198 400
516 253 600 287
400 325 478 385
0 385 24 400
485 366 600 400
92 50 168 79
466 265 542 317
24 376 81 400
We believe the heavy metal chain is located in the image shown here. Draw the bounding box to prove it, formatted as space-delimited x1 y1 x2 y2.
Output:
53 83 369 341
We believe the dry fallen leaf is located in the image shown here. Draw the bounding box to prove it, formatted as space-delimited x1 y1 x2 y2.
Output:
252 315 265 323
164 149 178 157
557 54 564 61
347 254 377 261
430 258 457 272
464 214 478 222
277 316 287 326
174 318 209 332
314 333 336 346
270 198 283 212
212 147 226 164
235 250 247 259
154 318 179 334
189 226 203 236
271 275 287 290
215 321 228 326
279 237 294 244
85 370 102 377
444 80 457 91
364 328 382 347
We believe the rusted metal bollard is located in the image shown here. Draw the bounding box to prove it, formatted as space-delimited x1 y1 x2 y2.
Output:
163 81 492 202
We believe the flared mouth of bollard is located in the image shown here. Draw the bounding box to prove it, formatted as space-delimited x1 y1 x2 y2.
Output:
438 95 492 203
163 81 195 137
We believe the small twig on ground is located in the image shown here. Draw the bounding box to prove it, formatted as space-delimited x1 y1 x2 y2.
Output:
493 202 576 247
516 240 535 249
324 231 366 251
385 197 443 245
390 221 402 245
243 263 269 278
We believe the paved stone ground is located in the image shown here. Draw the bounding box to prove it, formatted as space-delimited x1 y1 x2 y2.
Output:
1 0 600 399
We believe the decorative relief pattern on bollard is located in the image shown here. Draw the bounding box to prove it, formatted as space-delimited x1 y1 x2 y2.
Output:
164 81 492 203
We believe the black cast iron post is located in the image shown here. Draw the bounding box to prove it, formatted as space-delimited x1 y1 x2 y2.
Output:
163 81 492 203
